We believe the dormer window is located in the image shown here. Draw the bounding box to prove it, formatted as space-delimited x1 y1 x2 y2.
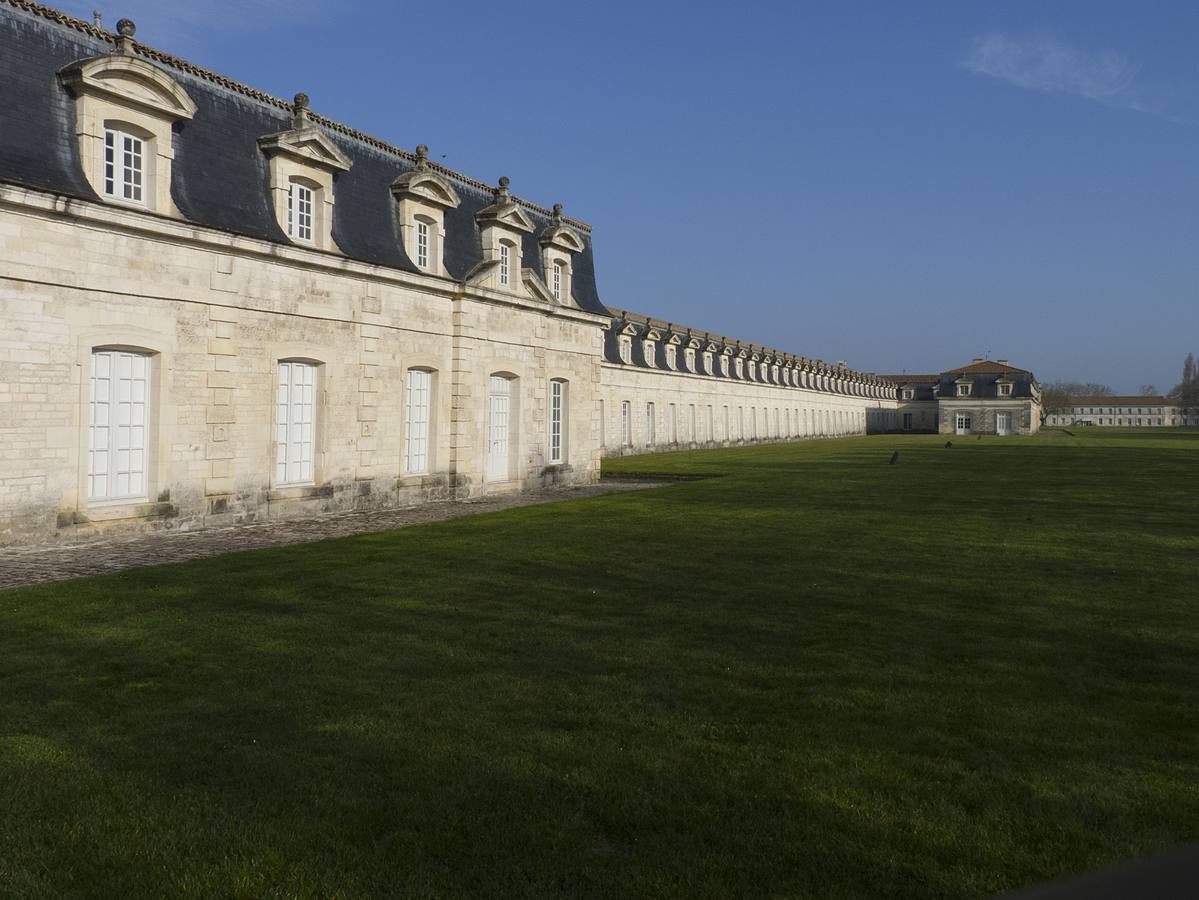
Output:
685 348 696 370
391 144 461 276
644 340 656 363
666 346 677 369
258 94 352 252
902 388 914 400
539 203 585 305
473 177 534 294
998 382 1013 397
288 181 314 242
60 32 197 216
703 351 713 374
957 383 971 397
619 335 632 364
735 359 744 378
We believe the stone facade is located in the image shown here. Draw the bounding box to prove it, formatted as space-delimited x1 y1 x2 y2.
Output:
884 359 1043 437
0 1 898 547
1044 397 1189 428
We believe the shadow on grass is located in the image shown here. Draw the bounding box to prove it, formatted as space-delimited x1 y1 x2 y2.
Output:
2 434 1198 897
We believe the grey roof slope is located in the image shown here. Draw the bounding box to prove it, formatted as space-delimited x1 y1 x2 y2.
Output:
0 1 607 315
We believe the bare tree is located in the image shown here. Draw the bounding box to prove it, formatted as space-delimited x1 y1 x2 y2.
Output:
1139 384 1159 396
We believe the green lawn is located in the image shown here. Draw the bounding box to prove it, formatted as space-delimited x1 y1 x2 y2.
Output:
3 430 1198 898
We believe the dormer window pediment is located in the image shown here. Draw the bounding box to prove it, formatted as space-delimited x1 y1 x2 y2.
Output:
476 178 535 233
257 127 352 173
60 53 197 122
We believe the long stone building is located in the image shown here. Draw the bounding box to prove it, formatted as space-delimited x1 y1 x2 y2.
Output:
1044 397 1187 428
0 1 899 546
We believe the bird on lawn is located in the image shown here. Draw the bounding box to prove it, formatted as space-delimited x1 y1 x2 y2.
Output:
944 441 953 449
889 451 899 465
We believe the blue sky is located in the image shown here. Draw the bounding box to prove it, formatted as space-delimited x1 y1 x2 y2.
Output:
65 0 1199 391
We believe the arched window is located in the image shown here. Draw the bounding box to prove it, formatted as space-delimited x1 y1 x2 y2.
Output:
276 360 318 485
415 216 433 270
666 345 677 369
552 261 564 300
103 125 147 204
287 178 317 243
549 379 568 464
499 241 513 287
89 348 152 501
619 335 632 364
404 368 434 474
487 374 516 481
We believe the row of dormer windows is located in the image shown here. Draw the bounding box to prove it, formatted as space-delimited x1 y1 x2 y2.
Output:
64 53 581 301
615 333 888 395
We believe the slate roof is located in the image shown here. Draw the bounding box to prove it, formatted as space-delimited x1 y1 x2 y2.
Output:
0 0 608 315
880 374 940 384
606 307 883 383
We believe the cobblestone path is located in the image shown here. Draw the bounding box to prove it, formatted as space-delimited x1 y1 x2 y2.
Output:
0 482 660 590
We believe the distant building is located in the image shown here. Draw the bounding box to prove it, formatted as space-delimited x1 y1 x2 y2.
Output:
1045 397 1187 428
883 359 1043 436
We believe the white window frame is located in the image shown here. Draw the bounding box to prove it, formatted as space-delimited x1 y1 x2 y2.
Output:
499 242 511 287
549 379 567 464
619 336 632 364
957 383 971 397
103 127 145 205
998 383 1012 397
646 402 656 445
552 262 563 300
276 360 317 486
88 349 151 503
415 218 431 270
404 368 433 474
621 400 632 446
288 181 315 243
666 345 677 369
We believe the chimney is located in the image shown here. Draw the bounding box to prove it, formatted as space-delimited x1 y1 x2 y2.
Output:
997 359 1009 365
971 357 983 363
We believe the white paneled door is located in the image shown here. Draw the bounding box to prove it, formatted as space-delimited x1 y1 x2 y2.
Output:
955 413 971 435
487 375 511 481
996 412 1011 436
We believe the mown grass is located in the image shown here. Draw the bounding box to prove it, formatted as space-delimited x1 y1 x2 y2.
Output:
2 429 1198 898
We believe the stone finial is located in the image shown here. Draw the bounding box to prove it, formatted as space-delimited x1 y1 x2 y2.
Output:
293 92 310 127
497 175 510 200
415 144 429 171
551 202 563 223
93 10 102 27
115 17 135 54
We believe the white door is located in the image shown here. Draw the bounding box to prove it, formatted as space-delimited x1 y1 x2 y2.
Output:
996 412 1011 436
487 375 510 481
955 413 971 435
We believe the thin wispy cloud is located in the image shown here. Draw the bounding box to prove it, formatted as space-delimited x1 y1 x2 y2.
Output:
965 32 1171 119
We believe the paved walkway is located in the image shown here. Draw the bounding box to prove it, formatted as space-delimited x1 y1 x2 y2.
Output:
0 481 660 590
